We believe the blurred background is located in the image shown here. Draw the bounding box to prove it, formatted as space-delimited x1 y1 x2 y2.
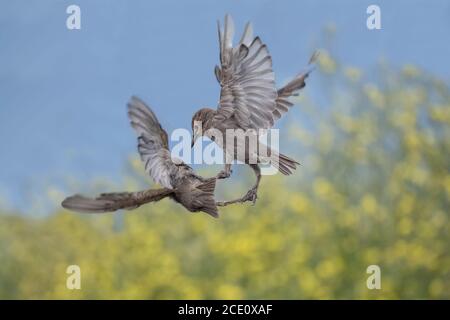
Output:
0 0 449 299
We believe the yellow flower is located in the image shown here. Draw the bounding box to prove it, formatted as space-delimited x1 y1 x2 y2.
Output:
364 84 385 108
344 67 362 82
290 194 310 214
402 64 420 78
298 270 319 294
313 178 333 198
430 105 450 123
429 280 444 298
216 284 244 300
361 194 377 215
317 50 337 74
398 195 414 215
397 218 413 235
316 258 342 279
444 176 450 198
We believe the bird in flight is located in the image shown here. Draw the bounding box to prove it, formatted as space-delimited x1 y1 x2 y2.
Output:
62 96 219 218
191 14 315 205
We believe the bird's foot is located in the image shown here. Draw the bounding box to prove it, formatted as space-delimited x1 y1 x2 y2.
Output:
216 189 258 207
215 186 259 207
242 187 258 205
216 169 232 179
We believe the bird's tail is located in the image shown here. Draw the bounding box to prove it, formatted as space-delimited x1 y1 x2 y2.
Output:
273 51 319 121
61 188 173 213
257 144 300 176
194 177 219 218
277 152 300 175
260 150 299 176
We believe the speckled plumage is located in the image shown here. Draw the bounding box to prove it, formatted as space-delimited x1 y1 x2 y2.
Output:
191 15 314 204
62 97 219 218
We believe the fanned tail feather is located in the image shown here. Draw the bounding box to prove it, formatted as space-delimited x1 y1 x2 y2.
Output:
267 152 300 176
195 178 219 218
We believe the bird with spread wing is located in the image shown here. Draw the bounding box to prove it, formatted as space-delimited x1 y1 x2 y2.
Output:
62 96 219 218
191 15 316 205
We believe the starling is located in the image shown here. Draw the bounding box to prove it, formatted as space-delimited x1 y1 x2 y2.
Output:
191 15 314 205
62 96 219 218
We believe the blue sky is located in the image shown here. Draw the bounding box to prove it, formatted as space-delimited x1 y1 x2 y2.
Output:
0 0 449 211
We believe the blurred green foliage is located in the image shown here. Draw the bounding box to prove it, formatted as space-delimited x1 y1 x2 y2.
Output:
0 51 449 299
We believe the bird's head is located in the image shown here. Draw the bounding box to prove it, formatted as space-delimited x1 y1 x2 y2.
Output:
191 107 215 147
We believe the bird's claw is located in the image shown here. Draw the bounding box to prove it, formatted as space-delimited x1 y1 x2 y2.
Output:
216 187 259 207
216 169 232 179
242 187 258 205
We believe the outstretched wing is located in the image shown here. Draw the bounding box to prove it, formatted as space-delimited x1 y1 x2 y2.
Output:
127 96 179 189
273 69 311 121
61 188 173 213
273 51 318 121
213 14 278 130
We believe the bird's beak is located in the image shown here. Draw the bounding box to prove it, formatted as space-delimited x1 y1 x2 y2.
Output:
191 133 196 148
191 121 202 148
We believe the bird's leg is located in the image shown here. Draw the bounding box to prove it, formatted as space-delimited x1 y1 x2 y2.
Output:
216 164 261 207
241 164 261 205
216 197 249 207
216 163 232 179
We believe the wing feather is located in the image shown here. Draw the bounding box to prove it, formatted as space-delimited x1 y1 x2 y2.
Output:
213 15 277 130
127 96 179 189
62 188 173 213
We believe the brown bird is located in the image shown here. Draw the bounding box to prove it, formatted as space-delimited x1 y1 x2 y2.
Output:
191 15 315 205
62 96 219 218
